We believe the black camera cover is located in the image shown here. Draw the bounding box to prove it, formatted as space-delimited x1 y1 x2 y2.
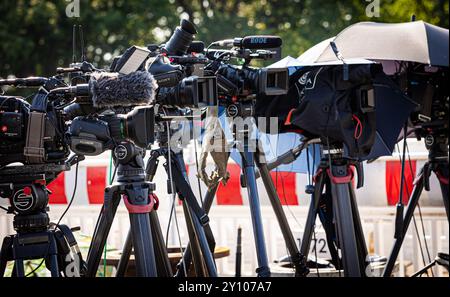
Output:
256 64 386 159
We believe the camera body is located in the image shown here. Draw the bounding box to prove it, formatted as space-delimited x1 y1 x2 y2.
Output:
405 65 449 136
0 93 69 168
68 106 155 156
216 64 288 98
205 36 288 102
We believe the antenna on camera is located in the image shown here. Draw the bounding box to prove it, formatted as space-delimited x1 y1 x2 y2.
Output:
79 25 86 62
72 25 77 63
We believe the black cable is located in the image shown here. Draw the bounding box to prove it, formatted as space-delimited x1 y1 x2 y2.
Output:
165 200 175 248
164 118 187 276
56 161 79 227
405 141 434 276
0 205 8 212
275 166 294 274
271 132 298 273
109 164 118 184
395 143 429 276
192 118 204 208
273 134 303 229
306 146 320 277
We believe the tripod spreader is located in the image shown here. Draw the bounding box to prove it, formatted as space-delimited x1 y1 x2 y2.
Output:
254 138 321 179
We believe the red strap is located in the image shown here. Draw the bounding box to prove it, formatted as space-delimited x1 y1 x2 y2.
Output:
123 194 154 214
284 108 296 126
326 168 354 184
352 114 363 140
152 193 160 210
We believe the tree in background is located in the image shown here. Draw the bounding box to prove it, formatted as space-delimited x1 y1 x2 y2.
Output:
0 0 448 77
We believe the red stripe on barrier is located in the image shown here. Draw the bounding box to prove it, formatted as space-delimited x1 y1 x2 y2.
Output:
217 163 243 205
87 166 107 204
385 160 416 206
270 171 298 205
47 172 67 204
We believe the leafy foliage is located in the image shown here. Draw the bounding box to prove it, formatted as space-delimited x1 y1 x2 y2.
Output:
0 0 448 77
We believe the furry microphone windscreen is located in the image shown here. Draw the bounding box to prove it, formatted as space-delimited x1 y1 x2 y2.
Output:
89 71 158 108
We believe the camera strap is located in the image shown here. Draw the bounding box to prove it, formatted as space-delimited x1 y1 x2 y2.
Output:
52 223 85 276
24 88 48 163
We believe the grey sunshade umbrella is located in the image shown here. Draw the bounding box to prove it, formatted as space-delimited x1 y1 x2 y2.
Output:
311 21 449 67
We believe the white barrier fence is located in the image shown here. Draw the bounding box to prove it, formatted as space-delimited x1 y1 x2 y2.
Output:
1 204 447 276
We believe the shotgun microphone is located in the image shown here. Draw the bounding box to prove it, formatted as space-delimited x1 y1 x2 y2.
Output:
89 71 157 108
211 35 282 49
54 71 157 108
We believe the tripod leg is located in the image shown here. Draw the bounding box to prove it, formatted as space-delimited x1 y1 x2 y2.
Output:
188 207 218 277
436 163 449 223
182 201 207 276
0 236 13 277
120 197 175 275
14 260 25 277
116 230 132 277
85 186 121 277
117 210 173 277
175 182 219 277
168 152 217 277
149 211 173 277
122 181 158 277
48 235 60 277
330 165 363 277
383 170 425 277
117 152 172 277
128 211 157 276
440 181 449 223
300 169 327 269
348 183 369 274
257 160 308 276
410 260 437 277
241 150 270 277
202 183 219 213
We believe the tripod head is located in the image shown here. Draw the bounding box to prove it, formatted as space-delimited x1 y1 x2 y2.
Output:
423 129 448 162
320 141 365 189
0 155 83 233
2 180 50 233
112 141 147 184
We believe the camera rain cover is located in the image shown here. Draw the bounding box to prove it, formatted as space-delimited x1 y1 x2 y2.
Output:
286 64 416 160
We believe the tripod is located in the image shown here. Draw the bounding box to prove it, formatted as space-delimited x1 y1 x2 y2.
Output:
177 103 310 277
383 133 449 276
116 123 217 277
0 164 83 277
85 142 162 277
299 144 369 277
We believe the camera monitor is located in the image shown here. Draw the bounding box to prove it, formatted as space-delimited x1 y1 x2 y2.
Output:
113 46 151 74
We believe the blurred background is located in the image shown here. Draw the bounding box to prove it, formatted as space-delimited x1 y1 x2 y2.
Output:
0 0 448 78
